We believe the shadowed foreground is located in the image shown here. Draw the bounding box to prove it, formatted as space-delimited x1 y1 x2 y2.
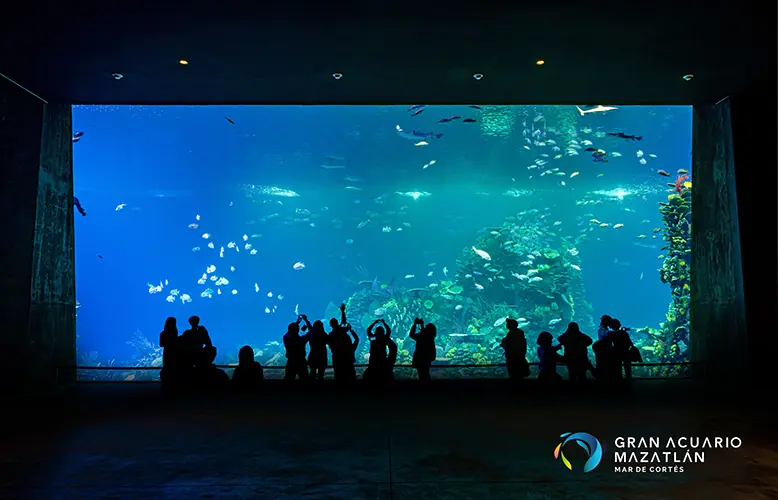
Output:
1 380 775 499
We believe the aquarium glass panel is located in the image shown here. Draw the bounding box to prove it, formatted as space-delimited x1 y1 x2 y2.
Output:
73 105 693 381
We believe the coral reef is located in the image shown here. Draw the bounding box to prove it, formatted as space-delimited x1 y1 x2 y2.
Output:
343 212 594 366
640 180 692 375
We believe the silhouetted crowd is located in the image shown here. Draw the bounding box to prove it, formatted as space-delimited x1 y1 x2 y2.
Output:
158 303 639 394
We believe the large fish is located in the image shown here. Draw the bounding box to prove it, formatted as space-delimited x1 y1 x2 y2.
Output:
576 105 618 116
396 124 443 141
371 277 395 297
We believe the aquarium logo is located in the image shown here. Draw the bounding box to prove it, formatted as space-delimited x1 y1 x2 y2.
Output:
554 432 603 473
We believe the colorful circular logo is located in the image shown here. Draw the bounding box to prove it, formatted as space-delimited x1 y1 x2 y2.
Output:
554 432 603 473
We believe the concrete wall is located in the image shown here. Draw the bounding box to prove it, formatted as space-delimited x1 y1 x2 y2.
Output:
730 73 777 387
0 78 75 396
690 100 748 383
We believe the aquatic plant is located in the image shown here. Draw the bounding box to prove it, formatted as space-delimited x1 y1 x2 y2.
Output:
126 330 164 368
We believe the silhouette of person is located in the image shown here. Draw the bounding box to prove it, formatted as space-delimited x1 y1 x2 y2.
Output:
305 319 329 381
537 331 564 383
386 333 398 382
178 316 212 384
196 345 229 389
557 322 593 382
609 318 638 382
409 317 437 382
598 315 613 341
232 345 264 391
328 303 359 384
592 331 617 382
159 317 179 390
500 319 529 381
283 315 310 382
364 319 392 385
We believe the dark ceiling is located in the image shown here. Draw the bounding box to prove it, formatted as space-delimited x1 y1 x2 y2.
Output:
1 0 774 105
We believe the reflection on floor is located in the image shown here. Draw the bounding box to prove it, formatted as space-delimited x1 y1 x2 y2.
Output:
2 381 775 499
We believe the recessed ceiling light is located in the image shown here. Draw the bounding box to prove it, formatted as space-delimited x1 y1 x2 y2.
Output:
179 59 189 65
332 73 343 80
536 60 545 66
473 73 483 80
682 74 694 81
112 73 124 80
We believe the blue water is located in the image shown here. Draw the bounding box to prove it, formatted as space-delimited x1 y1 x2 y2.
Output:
73 105 692 367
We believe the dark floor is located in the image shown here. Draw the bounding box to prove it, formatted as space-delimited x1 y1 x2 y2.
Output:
1 380 776 499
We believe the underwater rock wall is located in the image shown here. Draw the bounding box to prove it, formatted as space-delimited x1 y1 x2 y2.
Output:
636 178 692 374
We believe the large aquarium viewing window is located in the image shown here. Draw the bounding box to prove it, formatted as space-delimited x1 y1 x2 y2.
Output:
73 105 693 380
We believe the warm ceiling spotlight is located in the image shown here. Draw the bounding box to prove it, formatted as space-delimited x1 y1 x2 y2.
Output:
682 74 694 81
179 59 189 65
473 73 483 80
112 73 124 80
332 73 343 80
536 60 545 66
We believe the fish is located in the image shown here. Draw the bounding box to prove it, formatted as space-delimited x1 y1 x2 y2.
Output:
405 274 415 279
472 246 491 261
293 262 305 271
606 132 642 141
224 116 235 125
576 105 618 116
396 125 443 141
613 223 624 229
548 318 562 325
414 141 428 147
72 131 84 143
462 118 477 123
570 172 579 178
438 116 461 123
371 277 394 297
411 108 424 117
188 223 199 229
115 203 127 211
657 170 671 177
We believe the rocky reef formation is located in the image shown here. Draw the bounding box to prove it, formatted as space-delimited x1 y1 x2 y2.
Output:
344 213 594 370
637 178 692 375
